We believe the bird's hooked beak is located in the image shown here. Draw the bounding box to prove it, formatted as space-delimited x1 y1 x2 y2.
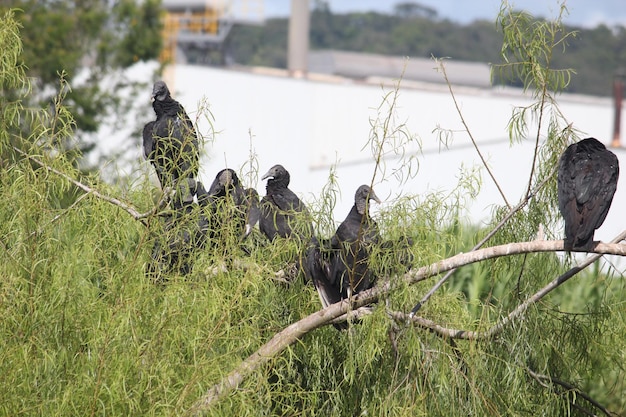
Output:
151 81 168 102
261 169 274 181
369 189 381 204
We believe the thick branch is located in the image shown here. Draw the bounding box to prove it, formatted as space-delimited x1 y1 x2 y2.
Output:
185 299 368 416
398 232 626 342
389 312 485 340
401 239 626 287
187 238 626 414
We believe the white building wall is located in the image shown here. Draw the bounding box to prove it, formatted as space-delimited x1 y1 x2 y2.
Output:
171 64 620 228
109 63 623 265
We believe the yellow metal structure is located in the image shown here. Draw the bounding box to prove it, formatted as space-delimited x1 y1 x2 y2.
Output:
159 0 264 64
160 6 221 63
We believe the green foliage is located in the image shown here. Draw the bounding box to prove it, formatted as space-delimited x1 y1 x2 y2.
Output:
0 9 28 150
496 2 577 95
0 0 162 169
108 0 163 68
13 0 108 85
0 4 625 417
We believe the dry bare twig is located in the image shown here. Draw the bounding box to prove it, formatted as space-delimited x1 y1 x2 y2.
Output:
436 58 511 209
12 146 168 225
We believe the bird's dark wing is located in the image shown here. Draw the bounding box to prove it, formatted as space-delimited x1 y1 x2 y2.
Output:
558 140 619 249
207 173 225 197
259 189 311 240
557 145 579 243
196 180 211 207
142 121 156 160
334 205 375 244
259 196 287 240
304 238 342 306
329 204 381 298
243 188 261 238
303 237 348 330
151 118 198 184
179 107 197 139
574 150 619 241
170 117 199 179
143 121 169 187
269 188 305 213
331 240 375 297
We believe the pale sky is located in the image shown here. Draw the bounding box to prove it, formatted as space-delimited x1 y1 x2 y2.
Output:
262 0 626 28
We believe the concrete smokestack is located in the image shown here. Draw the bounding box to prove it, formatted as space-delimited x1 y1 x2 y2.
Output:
288 0 310 78
612 73 624 148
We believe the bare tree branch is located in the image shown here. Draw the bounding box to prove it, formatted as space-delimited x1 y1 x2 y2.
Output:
436 58 511 209
399 231 626 342
187 238 626 414
410 172 555 315
185 299 366 416
389 312 485 340
12 146 167 225
410 60 561 317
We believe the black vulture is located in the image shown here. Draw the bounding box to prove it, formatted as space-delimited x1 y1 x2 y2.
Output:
205 168 260 241
243 188 261 238
259 164 311 240
302 185 382 329
146 204 209 282
143 81 200 207
329 184 382 299
557 137 619 251
302 236 349 329
208 168 245 200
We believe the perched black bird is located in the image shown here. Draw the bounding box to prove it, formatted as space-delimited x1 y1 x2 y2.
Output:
302 236 349 329
329 184 382 299
243 188 261 238
302 185 382 329
304 237 342 305
146 204 209 282
143 81 199 206
259 164 311 240
557 137 619 251
205 168 260 241
208 168 245 200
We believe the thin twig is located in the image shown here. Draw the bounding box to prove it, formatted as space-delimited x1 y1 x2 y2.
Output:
526 367 614 417
186 238 626 413
437 58 511 209
12 146 164 225
410 59 550 316
28 191 90 238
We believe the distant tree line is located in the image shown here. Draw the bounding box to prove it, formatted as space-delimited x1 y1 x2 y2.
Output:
228 1 626 97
